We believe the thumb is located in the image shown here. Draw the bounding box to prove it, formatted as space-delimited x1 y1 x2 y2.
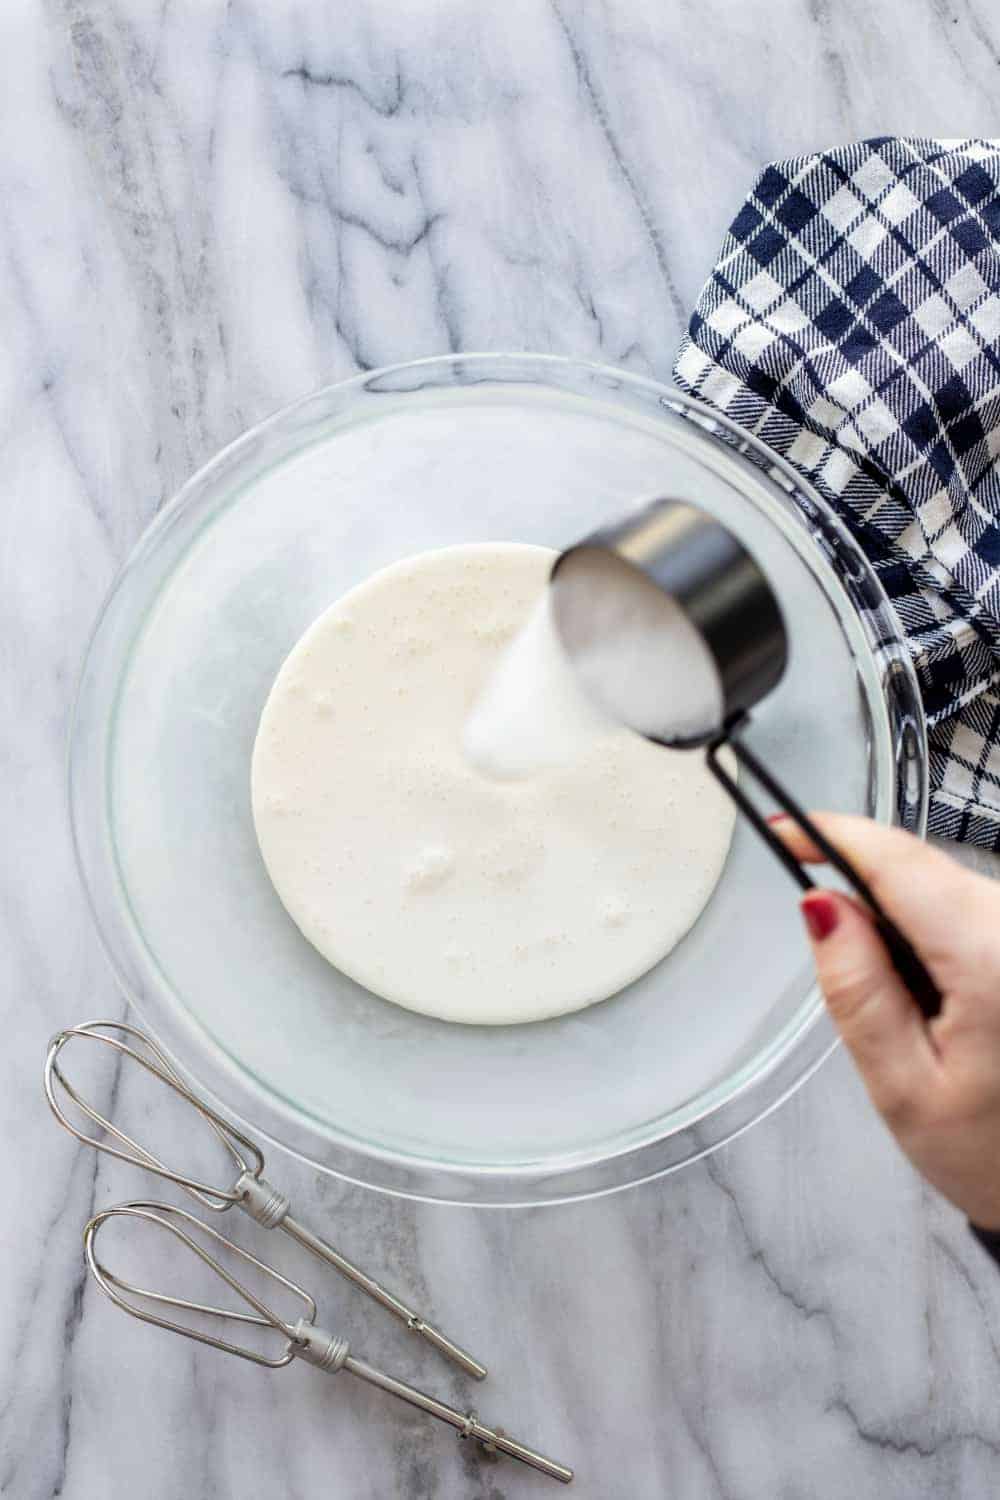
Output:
801 889 938 1128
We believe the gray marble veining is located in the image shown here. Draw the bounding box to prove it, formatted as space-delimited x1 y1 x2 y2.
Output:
4 2 1000 1496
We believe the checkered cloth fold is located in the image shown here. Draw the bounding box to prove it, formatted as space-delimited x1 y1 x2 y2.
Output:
675 138 1000 849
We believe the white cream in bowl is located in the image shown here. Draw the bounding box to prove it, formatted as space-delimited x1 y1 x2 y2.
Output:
252 543 735 1025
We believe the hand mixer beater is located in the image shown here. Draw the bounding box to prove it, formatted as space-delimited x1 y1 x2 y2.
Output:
45 1021 573 1484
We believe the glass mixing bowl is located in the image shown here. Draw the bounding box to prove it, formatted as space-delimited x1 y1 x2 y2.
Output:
70 354 926 1205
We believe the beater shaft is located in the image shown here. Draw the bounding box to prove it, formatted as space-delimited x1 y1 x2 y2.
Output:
280 1212 487 1381
339 1352 573 1483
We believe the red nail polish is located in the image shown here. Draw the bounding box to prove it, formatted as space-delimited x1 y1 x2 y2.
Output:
766 812 788 825
802 892 839 941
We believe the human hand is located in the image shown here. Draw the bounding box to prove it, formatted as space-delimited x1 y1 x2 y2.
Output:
772 813 1000 1230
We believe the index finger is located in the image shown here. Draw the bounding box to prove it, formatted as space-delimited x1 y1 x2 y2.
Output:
768 812 980 971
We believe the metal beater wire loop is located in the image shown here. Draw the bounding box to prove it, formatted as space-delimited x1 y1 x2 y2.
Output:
45 1021 265 1210
84 1201 316 1368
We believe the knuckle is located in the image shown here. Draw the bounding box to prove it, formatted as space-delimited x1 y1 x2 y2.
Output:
820 965 876 1028
859 837 952 903
868 1071 922 1133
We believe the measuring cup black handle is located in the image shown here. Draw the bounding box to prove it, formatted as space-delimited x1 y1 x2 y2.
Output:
872 918 942 1021
706 731 942 1022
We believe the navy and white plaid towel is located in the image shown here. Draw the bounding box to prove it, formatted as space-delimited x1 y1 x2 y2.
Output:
675 138 1000 849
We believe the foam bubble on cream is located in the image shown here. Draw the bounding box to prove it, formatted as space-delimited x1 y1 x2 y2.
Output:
403 845 455 892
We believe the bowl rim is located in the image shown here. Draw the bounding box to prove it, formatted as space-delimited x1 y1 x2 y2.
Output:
68 351 928 1206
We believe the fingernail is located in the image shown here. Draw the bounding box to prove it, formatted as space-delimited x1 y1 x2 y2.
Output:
767 812 789 825
801 891 839 941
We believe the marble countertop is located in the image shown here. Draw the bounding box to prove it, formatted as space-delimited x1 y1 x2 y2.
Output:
4 3 1000 1496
